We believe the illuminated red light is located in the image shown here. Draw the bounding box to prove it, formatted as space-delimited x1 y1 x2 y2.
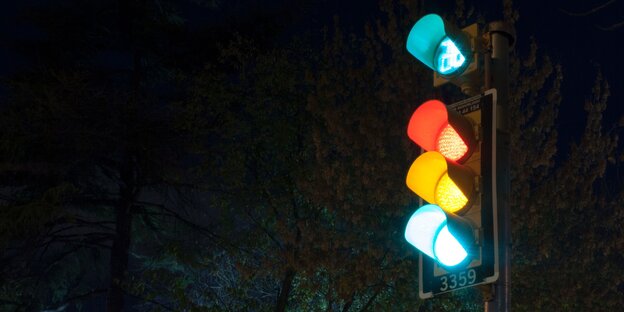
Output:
437 124 468 161
407 100 473 163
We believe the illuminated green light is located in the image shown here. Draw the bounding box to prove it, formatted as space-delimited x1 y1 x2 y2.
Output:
433 225 468 266
404 205 447 260
435 37 466 75
406 14 471 77
406 14 446 71
404 205 469 267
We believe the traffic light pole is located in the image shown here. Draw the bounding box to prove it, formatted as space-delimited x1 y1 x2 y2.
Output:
483 22 514 312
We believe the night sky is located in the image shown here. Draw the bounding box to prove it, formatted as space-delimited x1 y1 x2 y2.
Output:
516 0 624 141
3 0 623 129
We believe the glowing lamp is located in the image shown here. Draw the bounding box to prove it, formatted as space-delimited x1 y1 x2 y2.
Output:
407 100 475 163
406 151 475 214
404 204 475 267
406 14 471 77
436 37 467 74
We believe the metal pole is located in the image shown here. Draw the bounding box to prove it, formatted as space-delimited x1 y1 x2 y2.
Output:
482 43 494 312
485 21 514 312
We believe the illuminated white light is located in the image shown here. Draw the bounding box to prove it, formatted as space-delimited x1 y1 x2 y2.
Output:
436 38 466 74
433 225 468 266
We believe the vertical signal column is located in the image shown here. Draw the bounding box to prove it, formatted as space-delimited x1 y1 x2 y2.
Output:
404 100 480 270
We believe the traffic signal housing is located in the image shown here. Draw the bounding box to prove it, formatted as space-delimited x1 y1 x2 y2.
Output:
404 99 479 269
403 91 498 298
406 14 481 92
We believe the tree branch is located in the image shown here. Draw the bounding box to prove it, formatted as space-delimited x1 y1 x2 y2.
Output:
125 291 175 311
596 20 624 31
244 208 284 250
359 290 381 312
42 288 108 311
559 0 615 17
137 201 248 254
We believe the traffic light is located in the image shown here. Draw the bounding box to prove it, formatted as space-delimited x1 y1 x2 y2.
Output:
402 13 499 299
402 91 498 298
406 14 480 90
404 100 479 269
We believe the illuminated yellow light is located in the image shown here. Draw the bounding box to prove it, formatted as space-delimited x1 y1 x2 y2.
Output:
437 124 468 161
406 152 448 204
406 152 474 212
435 173 468 213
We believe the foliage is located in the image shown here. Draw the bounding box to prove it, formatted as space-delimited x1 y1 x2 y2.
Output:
510 56 624 309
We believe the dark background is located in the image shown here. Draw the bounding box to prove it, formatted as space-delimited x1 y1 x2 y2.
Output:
3 0 623 137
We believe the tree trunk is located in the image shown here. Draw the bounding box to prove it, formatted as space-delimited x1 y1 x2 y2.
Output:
107 1 142 310
274 269 296 312
107 99 140 311
107 158 137 312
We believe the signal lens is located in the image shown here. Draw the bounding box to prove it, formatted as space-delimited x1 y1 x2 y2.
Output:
407 151 474 213
406 14 447 71
435 173 468 213
437 124 468 161
405 205 472 267
404 204 448 260
407 100 474 163
435 37 466 75
433 225 468 266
